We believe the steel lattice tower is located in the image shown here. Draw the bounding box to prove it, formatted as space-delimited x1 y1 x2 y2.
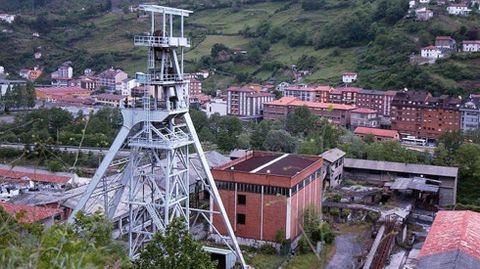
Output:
68 5 246 268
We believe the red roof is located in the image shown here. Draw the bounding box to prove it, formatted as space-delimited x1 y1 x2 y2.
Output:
0 202 62 223
265 97 355 111
422 45 437 50
419 210 480 261
464 40 480 44
36 86 90 95
436 36 453 40
340 87 363 93
354 127 399 138
0 169 71 184
343 72 357 76
352 108 377 114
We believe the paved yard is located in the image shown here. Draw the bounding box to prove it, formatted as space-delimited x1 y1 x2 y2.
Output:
326 233 362 269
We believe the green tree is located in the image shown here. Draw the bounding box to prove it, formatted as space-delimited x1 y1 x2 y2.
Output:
133 218 217 269
250 120 272 150
263 129 297 153
286 106 316 136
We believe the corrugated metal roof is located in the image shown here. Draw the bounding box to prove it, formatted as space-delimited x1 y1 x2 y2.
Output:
344 158 458 178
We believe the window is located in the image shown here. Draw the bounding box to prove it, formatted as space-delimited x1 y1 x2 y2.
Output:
237 214 246 225
238 194 246 205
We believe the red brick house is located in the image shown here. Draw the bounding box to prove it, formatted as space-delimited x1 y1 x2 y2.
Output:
0 202 63 226
211 151 325 242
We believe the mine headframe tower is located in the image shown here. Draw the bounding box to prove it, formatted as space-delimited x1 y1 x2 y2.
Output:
68 4 246 268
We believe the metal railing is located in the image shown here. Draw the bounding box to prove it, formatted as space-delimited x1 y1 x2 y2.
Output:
136 73 184 84
134 35 169 47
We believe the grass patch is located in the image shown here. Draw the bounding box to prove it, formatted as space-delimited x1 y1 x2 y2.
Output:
284 243 336 269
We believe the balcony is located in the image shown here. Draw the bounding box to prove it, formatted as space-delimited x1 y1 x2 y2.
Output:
134 35 190 48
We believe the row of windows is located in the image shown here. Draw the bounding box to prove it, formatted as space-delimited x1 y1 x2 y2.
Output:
216 181 290 197
217 169 324 197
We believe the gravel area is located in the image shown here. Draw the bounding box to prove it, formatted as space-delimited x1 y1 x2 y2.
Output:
326 233 362 269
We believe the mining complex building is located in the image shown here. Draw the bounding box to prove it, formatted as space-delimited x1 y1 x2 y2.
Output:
211 151 325 244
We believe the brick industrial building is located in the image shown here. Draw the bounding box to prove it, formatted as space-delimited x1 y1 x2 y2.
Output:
263 97 355 127
211 151 325 242
391 91 461 140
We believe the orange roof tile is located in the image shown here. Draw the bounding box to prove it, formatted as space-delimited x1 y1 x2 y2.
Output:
354 127 399 138
418 210 480 261
0 202 62 223
0 169 71 184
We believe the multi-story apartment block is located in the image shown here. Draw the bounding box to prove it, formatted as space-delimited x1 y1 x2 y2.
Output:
391 91 461 140
460 95 480 132
211 151 325 242
283 85 316 102
98 68 128 92
189 78 202 95
263 97 355 127
226 86 275 118
355 89 396 117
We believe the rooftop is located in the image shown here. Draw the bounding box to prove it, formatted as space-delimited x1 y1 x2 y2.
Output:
352 108 378 114
36 86 90 95
265 97 356 111
354 127 399 138
0 202 62 223
344 158 458 178
320 148 346 163
0 168 72 184
417 210 480 269
219 151 321 177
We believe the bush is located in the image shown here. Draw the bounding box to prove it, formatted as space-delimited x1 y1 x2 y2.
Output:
311 222 335 244
297 236 310 254
257 244 277 255
332 193 342 202
47 160 64 172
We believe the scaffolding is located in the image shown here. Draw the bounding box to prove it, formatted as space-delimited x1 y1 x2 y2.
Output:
68 4 246 268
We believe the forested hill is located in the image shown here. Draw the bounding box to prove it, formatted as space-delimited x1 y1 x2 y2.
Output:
1 0 479 96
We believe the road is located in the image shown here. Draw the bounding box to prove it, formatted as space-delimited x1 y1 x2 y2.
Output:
0 143 130 157
326 233 362 269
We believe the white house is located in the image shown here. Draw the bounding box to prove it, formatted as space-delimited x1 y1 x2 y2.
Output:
0 66 4 74
447 4 471 15
342 72 358 83
121 78 137 96
204 98 227 117
409 0 416 8
421 45 444 59
463 40 480 52
0 14 15 24
415 7 434 20
419 0 430 4
34 52 42 59
195 69 209 79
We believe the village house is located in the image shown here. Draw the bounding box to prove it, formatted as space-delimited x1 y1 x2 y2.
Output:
350 108 380 128
447 3 471 15
342 72 358 83
0 202 63 227
421 45 444 59
415 7 434 21
34 52 42 59
418 0 430 4
51 61 74 86
283 85 333 102
0 13 15 24
120 78 137 96
353 127 400 141
211 151 325 244
462 40 480 52
435 36 456 51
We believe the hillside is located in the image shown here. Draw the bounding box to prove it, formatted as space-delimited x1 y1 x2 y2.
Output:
0 0 479 95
